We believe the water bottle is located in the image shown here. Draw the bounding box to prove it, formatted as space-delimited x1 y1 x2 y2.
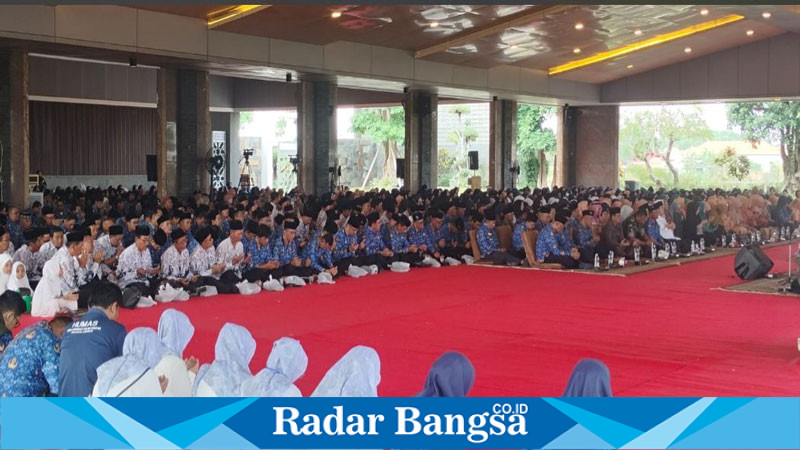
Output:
671 242 677 257
607 251 614 269
634 247 640 264
731 234 737 248
691 241 697 255
594 253 600 271
721 235 727 247
756 230 761 244
651 243 657 261
700 238 705 253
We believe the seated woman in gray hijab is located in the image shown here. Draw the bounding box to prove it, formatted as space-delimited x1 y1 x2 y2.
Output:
155 309 198 397
92 327 167 397
416 351 475 397
311 346 380 397
193 323 255 397
562 358 612 397
240 337 307 397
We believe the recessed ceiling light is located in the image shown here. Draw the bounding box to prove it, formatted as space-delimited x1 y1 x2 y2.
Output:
762 11 771 19
684 47 692 53
746 29 754 36
627 64 634 69
775 97 782 101
573 48 581 54
575 22 584 30
634 29 642 36
331 11 342 18
700 8 709 16
430 21 439 28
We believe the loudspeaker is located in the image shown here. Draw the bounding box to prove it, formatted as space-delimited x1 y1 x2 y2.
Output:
734 245 774 280
146 155 157 182
396 158 405 179
468 151 479 170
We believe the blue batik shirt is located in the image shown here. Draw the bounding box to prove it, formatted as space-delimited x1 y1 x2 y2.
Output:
363 228 386 255
429 224 449 249
333 229 357 261
512 221 529 251
272 236 299 266
247 240 276 267
0 322 61 397
390 229 410 253
7 220 23 250
185 229 199 253
407 226 431 248
303 239 333 272
536 224 570 261
646 218 664 244
574 223 595 248
477 223 499 257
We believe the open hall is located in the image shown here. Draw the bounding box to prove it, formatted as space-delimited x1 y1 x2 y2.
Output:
1 4 800 402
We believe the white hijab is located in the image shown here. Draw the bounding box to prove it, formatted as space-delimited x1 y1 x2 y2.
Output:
240 337 307 397
311 346 381 397
7 261 30 292
157 309 194 358
193 323 255 397
93 328 165 397
0 254 11 294
31 259 62 317
155 310 196 397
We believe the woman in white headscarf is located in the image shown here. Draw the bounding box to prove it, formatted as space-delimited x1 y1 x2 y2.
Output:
192 323 255 397
0 254 12 295
240 337 307 397
92 328 167 397
7 261 30 293
31 259 77 318
311 346 380 397
155 309 198 397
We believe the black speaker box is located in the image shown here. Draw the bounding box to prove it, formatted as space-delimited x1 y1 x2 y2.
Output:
396 158 405 179
146 155 157 182
734 245 774 280
468 151 479 170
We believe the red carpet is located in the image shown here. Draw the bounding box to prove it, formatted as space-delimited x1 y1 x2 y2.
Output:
21 244 800 397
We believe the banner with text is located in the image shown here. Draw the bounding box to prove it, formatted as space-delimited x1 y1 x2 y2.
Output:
2 397 797 449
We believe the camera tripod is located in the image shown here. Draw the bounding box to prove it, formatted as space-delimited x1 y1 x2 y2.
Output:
238 154 252 191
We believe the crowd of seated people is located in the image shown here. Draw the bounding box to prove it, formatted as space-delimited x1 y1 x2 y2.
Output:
0 183 793 316
0 281 612 397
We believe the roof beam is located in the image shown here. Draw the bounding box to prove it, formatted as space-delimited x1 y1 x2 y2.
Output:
207 5 271 29
414 5 574 59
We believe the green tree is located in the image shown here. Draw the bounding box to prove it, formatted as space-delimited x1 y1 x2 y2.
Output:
619 106 712 187
713 146 751 180
727 101 800 191
240 111 254 127
517 104 556 188
351 107 405 181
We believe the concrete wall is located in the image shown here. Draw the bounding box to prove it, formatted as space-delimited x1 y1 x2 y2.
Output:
602 33 800 103
43 175 155 189
574 106 619 188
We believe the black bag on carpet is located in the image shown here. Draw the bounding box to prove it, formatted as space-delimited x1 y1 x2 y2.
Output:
734 245 774 280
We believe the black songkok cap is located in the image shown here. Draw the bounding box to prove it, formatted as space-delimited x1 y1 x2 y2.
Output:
153 229 167 247
283 218 299 230
66 231 83 243
134 226 150 237
229 220 244 231
430 210 444 220
397 215 411 227
367 212 380 225
195 227 212 243
23 228 40 242
554 212 569 224
484 210 496 221
582 209 594 217
256 224 271 238
610 207 621 215
171 228 186 241
324 221 338 235
246 221 259 234
109 225 123 236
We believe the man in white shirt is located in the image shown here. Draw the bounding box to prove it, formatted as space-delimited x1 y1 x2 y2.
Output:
117 226 160 297
215 219 249 287
189 227 237 294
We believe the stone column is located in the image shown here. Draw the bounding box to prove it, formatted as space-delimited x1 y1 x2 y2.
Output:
489 98 517 190
404 89 438 191
555 105 619 188
297 80 337 196
176 69 210 197
0 51 29 207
